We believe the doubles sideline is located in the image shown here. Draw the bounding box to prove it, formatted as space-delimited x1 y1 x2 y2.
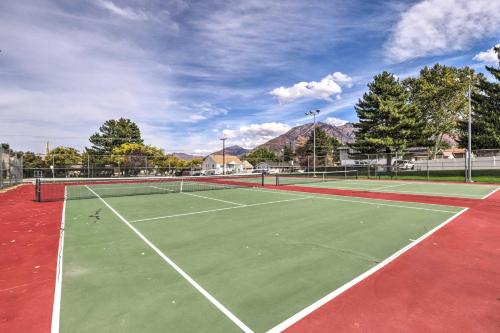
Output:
84 185 255 333
265 207 469 333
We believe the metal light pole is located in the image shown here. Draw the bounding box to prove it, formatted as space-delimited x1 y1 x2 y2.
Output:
467 83 473 182
220 137 227 175
305 109 320 175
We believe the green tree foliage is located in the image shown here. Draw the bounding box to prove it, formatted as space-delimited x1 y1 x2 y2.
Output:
282 143 294 162
111 143 165 176
406 64 479 157
186 158 204 168
45 147 82 167
296 127 339 165
242 147 277 165
353 72 420 164
22 152 45 169
88 118 143 155
458 47 500 149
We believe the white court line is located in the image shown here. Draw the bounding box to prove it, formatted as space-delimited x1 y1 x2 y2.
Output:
150 185 176 192
87 185 176 190
240 187 461 213
309 195 458 213
84 186 254 333
50 188 67 333
371 183 410 191
266 207 469 333
306 183 485 198
149 185 246 206
366 188 485 198
481 187 500 200
130 196 313 223
182 191 246 206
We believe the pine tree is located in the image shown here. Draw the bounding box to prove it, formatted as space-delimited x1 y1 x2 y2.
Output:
282 143 294 162
352 72 420 165
88 118 143 155
458 46 500 149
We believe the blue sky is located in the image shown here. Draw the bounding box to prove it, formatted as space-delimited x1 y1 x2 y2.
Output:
0 0 499 154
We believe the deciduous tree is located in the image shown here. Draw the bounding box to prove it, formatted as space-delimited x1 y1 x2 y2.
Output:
406 64 479 157
458 47 500 149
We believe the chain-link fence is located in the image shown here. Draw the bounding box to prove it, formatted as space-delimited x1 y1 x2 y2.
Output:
23 153 203 179
232 148 500 183
19 149 500 183
0 147 23 189
337 148 500 182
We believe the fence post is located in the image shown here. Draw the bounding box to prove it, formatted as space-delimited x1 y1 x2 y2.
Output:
464 149 468 182
0 147 3 189
35 178 41 202
394 151 398 179
0 146 3 188
426 152 430 181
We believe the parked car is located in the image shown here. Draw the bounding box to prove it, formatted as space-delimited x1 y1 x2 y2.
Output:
393 159 415 170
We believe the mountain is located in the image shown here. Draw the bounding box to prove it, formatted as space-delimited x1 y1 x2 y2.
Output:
172 153 203 161
255 122 356 153
211 145 249 156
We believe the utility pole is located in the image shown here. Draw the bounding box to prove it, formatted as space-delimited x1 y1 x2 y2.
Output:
305 109 320 175
220 137 227 175
467 83 473 182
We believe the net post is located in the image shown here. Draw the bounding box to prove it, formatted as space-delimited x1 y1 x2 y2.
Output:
261 172 264 186
35 178 41 202
275 173 279 186
180 179 184 193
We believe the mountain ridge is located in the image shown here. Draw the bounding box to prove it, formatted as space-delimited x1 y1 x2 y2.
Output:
254 122 356 153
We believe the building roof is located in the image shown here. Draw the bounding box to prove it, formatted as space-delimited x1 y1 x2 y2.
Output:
440 148 465 157
206 154 243 164
242 160 253 168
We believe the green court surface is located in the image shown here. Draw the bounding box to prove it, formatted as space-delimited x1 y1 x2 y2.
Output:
267 177 499 199
58 186 464 332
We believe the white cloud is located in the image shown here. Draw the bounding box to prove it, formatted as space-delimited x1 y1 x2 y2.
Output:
188 2 350 74
473 45 500 64
186 103 229 122
193 148 213 154
269 72 353 103
96 0 148 21
222 122 291 148
324 117 348 126
386 0 500 62
0 1 182 152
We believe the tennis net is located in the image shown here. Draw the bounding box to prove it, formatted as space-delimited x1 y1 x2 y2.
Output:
275 170 358 186
35 174 264 202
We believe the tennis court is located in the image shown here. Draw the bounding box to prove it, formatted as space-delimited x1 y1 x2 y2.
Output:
51 177 467 332
241 171 499 199
277 177 499 199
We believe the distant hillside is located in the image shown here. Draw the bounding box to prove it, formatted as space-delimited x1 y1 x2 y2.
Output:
255 122 356 153
211 145 249 156
172 152 203 161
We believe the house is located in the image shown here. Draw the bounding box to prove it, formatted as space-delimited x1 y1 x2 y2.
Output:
202 155 244 174
437 148 466 159
242 160 253 173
